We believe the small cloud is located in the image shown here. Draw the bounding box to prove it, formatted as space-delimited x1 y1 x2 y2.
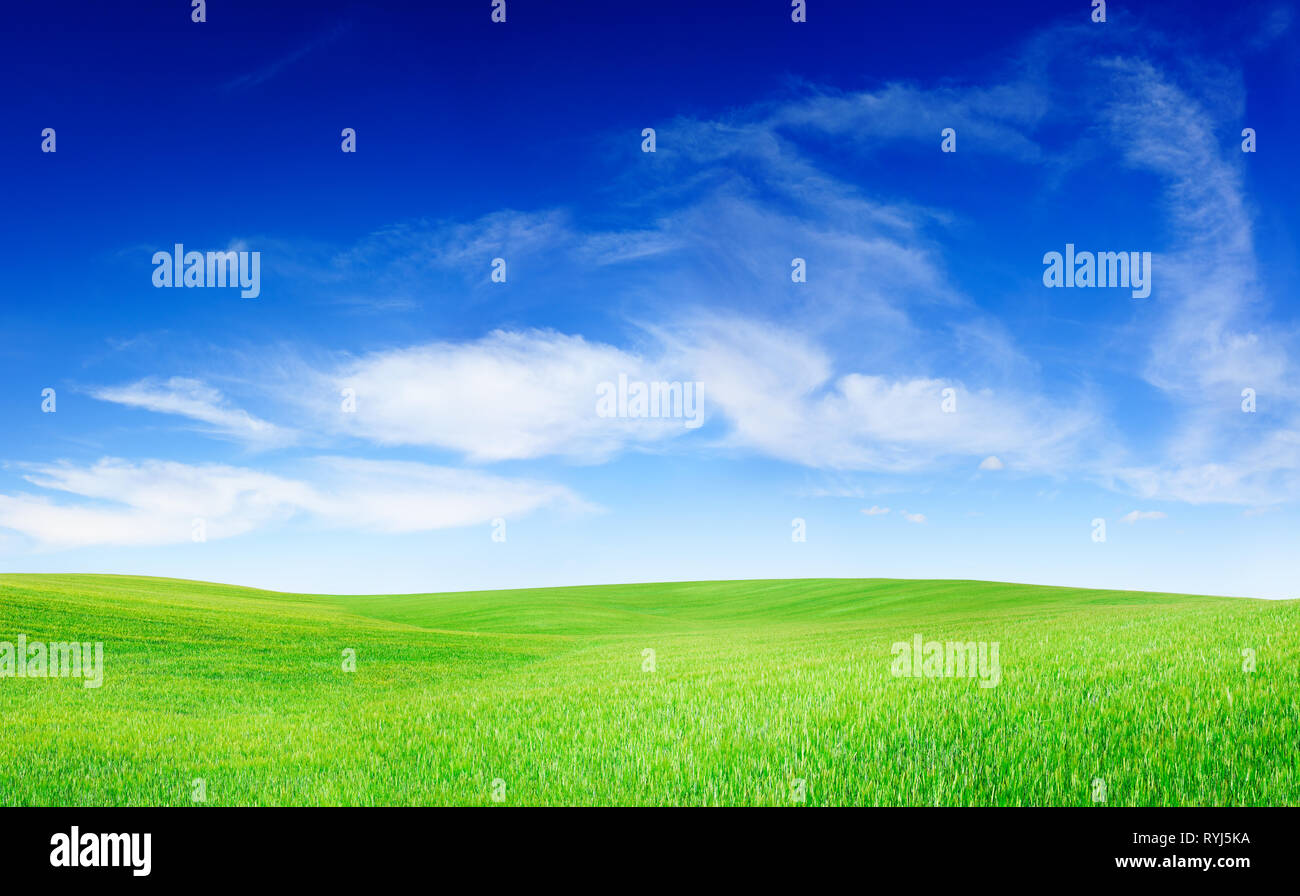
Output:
861 505 891 515
979 455 1004 471
900 510 926 524
1120 510 1167 524
223 23 349 91
1243 506 1278 518
90 376 293 447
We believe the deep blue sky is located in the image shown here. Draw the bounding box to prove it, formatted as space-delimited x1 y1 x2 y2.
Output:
2 1 1298 596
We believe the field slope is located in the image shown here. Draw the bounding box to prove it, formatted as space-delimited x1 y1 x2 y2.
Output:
0 574 1296 806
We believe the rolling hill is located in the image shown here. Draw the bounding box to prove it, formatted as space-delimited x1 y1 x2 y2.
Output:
0 574 1295 806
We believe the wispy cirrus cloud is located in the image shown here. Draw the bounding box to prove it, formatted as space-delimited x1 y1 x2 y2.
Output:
1089 57 1300 505
0 457 587 549
222 22 349 91
661 313 1098 473
90 376 294 447
1120 510 1167 524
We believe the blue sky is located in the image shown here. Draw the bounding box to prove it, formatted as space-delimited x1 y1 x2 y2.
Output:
2 1 1298 597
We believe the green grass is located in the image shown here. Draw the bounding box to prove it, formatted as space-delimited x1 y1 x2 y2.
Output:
0 574 1296 806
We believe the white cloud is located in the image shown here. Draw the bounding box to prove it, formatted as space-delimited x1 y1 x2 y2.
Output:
979 455 1004 471
1120 510 1167 524
304 457 590 533
766 81 1048 161
665 313 1097 473
900 511 927 524
1102 60 1281 392
91 377 292 447
316 330 700 463
0 458 585 549
281 313 1097 475
861 505 891 515
82 310 1099 478
1108 431 1300 506
1090 59 1300 506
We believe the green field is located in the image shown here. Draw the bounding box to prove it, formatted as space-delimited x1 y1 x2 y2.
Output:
0 574 1296 806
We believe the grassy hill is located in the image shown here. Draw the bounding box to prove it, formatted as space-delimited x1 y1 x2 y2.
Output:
0 574 1296 806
